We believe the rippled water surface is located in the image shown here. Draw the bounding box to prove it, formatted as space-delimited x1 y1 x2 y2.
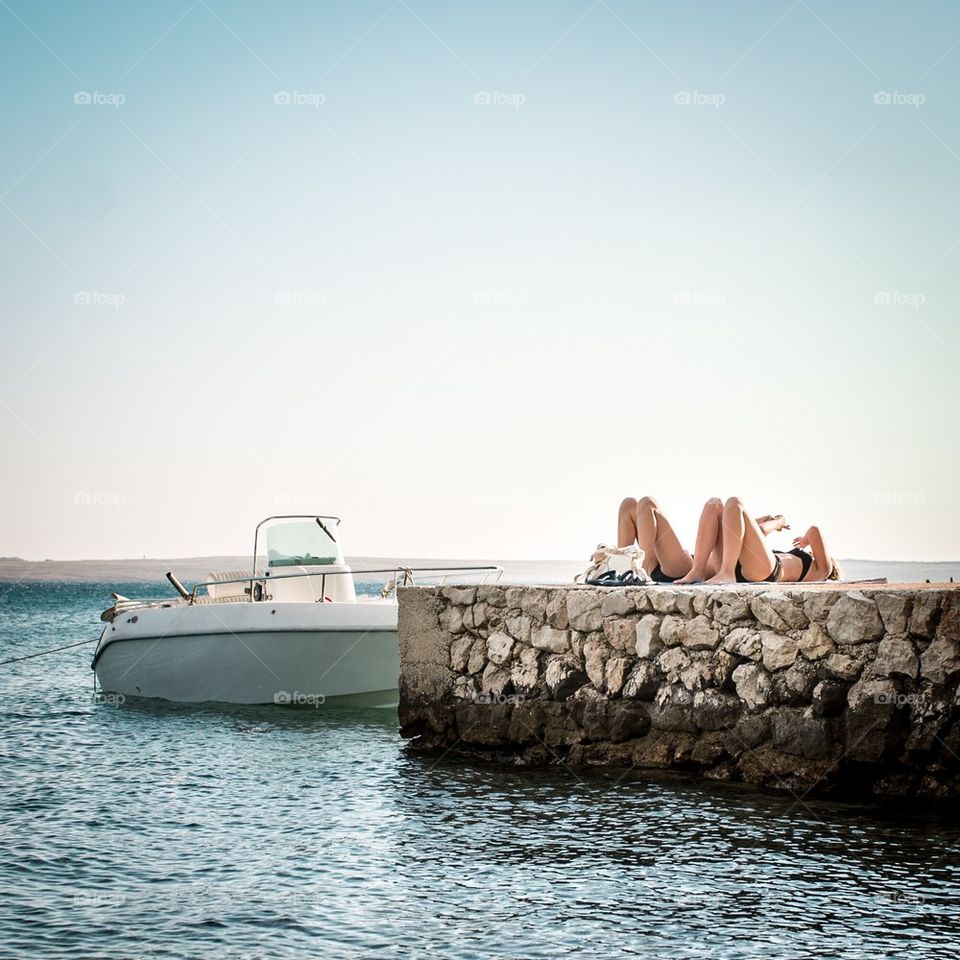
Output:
2 581 959 959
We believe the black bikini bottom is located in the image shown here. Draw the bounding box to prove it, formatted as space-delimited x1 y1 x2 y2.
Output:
650 554 695 583
735 555 782 584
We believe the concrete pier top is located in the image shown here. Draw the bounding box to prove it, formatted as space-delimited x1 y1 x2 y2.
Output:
398 583 960 799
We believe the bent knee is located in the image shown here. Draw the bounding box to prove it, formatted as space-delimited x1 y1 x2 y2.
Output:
705 497 723 510
724 496 745 510
637 495 660 512
618 496 638 515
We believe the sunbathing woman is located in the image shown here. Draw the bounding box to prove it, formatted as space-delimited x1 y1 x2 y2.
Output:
676 496 841 584
617 496 722 583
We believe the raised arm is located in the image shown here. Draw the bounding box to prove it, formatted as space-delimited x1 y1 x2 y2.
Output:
756 514 789 536
794 525 833 580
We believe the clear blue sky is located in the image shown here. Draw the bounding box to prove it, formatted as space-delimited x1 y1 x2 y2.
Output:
1 0 958 561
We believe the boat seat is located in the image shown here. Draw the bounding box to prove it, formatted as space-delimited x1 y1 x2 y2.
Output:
205 570 260 601
206 569 253 583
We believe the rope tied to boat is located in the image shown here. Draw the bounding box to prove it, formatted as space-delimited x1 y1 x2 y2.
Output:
0 637 98 667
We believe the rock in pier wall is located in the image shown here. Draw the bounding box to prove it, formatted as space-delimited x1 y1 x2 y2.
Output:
397 584 960 799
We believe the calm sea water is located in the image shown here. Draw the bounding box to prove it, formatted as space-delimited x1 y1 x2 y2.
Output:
2 580 959 959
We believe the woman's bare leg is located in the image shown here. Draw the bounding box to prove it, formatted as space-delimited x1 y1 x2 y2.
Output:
617 497 638 547
676 498 723 583
705 496 777 584
707 534 725 578
634 496 692 578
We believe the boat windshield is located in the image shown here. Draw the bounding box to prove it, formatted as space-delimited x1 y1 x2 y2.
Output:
265 519 338 567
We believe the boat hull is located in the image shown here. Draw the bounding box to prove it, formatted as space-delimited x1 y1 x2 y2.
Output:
94 600 399 706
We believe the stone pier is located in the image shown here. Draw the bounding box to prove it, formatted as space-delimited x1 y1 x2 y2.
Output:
398 583 960 799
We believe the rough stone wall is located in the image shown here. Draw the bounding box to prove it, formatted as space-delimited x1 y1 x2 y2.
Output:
397 584 960 799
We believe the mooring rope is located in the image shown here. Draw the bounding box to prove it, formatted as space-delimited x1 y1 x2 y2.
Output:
0 638 97 667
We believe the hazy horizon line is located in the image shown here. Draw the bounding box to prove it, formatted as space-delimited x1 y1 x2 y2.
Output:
2 554 959 566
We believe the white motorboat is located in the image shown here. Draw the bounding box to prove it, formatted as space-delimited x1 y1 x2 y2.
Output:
93 515 499 707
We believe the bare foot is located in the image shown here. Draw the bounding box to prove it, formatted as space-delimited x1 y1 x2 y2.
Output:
675 570 706 585
704 571 737 584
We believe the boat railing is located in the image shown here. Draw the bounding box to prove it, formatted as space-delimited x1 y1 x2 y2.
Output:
188 565 504 603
